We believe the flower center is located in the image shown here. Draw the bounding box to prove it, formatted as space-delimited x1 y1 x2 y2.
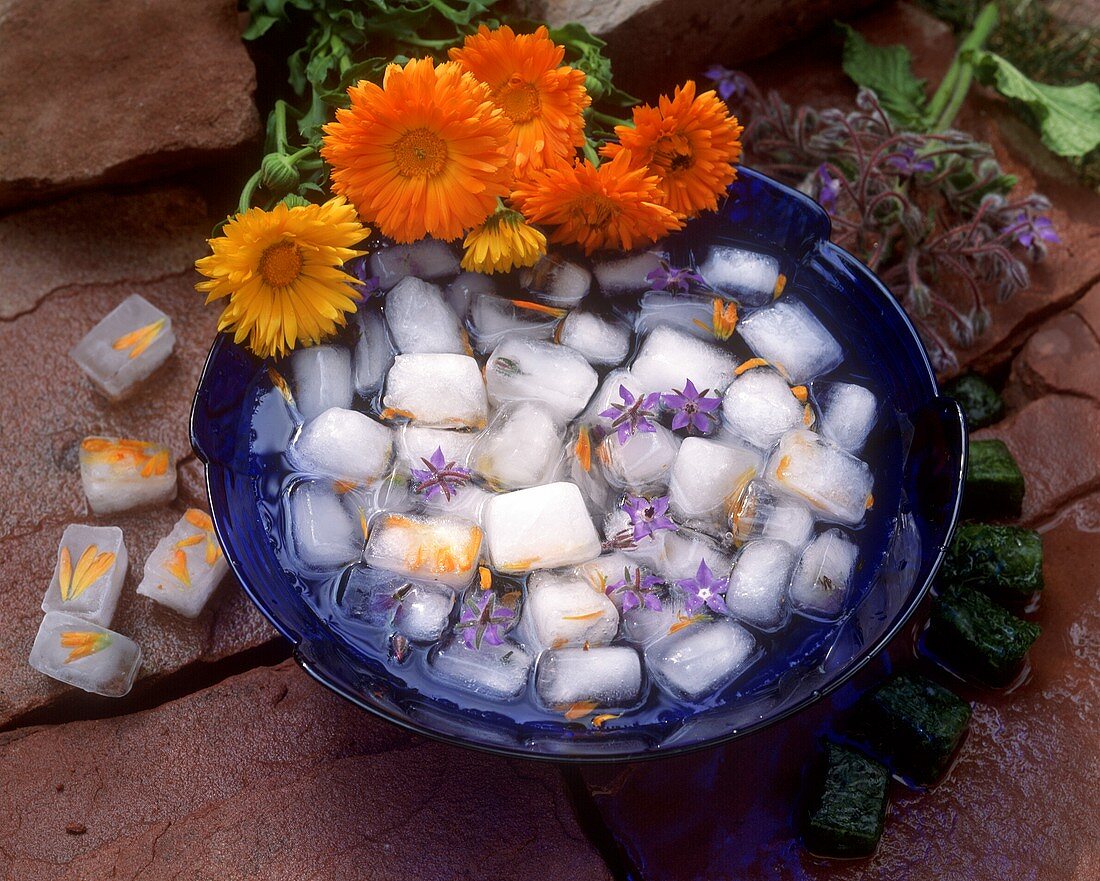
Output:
496 78 541 123
576 195 616 231
258 240 304 287
654 133 694 173
393 127 449 178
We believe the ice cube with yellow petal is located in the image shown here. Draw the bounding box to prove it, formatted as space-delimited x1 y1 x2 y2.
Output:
28 611 142 697
668 436 762 530
136 508 229 617
69 294 175 401
520 571 619 650
482 482 602 573
79 436 177 514
765 429 874 526
41 524 128 626
363 512 483 589
720 366 808 451
728 479 816 551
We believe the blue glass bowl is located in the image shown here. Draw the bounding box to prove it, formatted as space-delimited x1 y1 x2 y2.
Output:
191 167 966 762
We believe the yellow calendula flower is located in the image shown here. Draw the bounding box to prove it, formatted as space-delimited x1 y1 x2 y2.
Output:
461 207 547 274
195 197 369 359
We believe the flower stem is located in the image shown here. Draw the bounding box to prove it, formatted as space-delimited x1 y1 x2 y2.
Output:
928 2 999 131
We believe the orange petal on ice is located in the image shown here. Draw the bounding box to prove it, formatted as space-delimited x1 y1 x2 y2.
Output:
735 357 769 376
562 610 604 621
563 700 600 721
184 509 214 532
58 546 74 601
60 630 112 663
574 427 592 473
508 299 566 318
165 549 191 587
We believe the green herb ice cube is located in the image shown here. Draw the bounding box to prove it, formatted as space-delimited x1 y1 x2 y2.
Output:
942 523 1043 603
963 439 1025 519
944 374 1005 430
803 743 890 858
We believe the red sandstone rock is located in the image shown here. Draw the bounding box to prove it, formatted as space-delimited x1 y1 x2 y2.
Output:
0 660 613 881
0 0 260 209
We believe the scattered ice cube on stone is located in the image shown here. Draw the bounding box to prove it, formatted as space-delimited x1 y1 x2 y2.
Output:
814 381 879 454
29 611 142 697
522 571 619 649
729 479 816 551
471 401 562 490
654 528 733 582
468 293 558 354
738 298 842 384
483 482 602 572
557 311 632 366
136 509 229 618
364 512 483 588
69 294 175 401
721 367 807 450
521 254 592 307
724 539 797 629
698 245 781 307
354 308 394 396
599 424 680 491
790 528 859 619
485 337 598 422
290 344 353 421
668 437 762 528
646 618 756 702
536 645 643 709
79 437 177 514
630 325 738 395
370 239 459 289
445 271 495 317
42 525 128 627
765 430 874 525
636 292 726 341
594 251 664 295
385 276 467 354
383 353 488 429
289 407 393 483
430 637 533 700
397 425 479 474
392 581 456 642
287 479 366 570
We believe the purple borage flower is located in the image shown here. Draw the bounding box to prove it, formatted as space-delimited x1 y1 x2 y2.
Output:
459 591 515 650
1009 213 1059 250
410 446 471 501
606 566 664 613
704 64 746 102
622 494 677 542
343 255 382 297
816 164 842 213
677 558 729 615
662 379 721 433
646 259 705 294
885 146 935 176
600 385 662 444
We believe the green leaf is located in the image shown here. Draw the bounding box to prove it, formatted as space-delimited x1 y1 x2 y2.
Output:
970 50 1100 159
838 23 930 130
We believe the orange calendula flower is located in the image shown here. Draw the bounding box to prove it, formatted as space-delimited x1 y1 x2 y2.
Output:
601 80 743 218
195 197 368 359
60 630 113 663
59 545 116 602
112 318 166 360
322 58 512 243
449 25 590 174
462 208 547 274
511 151 683 254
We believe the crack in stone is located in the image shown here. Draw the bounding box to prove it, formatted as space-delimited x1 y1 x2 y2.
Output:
559 765 638 881
0 267 195 324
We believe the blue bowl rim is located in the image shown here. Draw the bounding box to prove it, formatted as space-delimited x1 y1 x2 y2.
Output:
191 166 968 763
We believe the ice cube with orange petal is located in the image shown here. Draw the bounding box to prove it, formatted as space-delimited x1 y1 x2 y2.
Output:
136 508 228 617
28 611 142 697
69 294 175 401
535 645 643 711
79 436 177 514
363 512 483 589
42 524 128 626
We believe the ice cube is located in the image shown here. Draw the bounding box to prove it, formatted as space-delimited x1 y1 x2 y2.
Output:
729 479 816 551
420 482 494 524
583 369 645 424
468 293 559 354
630 325 738 395
737 298 843 384
765 430 874 525
668 437 762 528
521 254 592 307
370 239 460 289
574 551 635 598
646 618 756 701
383 353 488 429
567 427 613 514
724 539 796 629
485 337 598 422
598 425 680 491
602 507 670 571
385 276 467 354
697 245 781 307
790 528 859 619
397 425 479 474
445 271 495 317
557 311 632 366
522 571 619 649
621 594 691 646
363 512 483 588
42 525 128 627
720 367 808 450
69 294 175 401
79 437 177 514
654 528 733 582
470 401 563 490
594 251 664 295
290 345 353 421
250 382 298 456
287 479 367 570
814 381 879 453
288 407 393 483
136 509 229 618
29 611 142 697
392 581 455 642
429 637 533 700
354 307 394 396
535 646 643 708
636 291 729 341
483 482 602 572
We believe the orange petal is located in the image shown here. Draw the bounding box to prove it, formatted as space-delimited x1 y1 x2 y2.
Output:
564 700 600 721
165 549 191 587
592 713 620 728
58 546 74 601
562 610 604 621
574 427 592 473
478 566 493 591
735 357 769 376
184 509 214 532
507 299 566 318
